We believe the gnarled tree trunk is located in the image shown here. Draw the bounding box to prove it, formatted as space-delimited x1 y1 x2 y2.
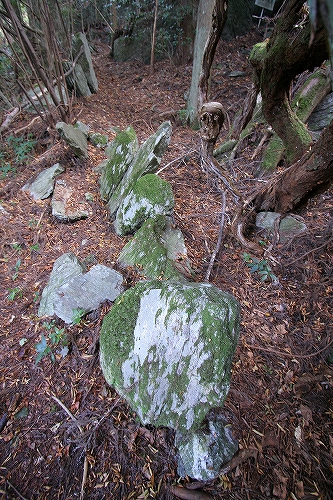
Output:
250 0 328 165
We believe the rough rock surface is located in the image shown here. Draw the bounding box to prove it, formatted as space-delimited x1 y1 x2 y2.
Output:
114 174 174 236
107 121 172 217
99 126 138 201
53 264 124 324
38 253 85 318
51 179 92 222
38 254 124 324
100 279 240 435
56 122 88 159
176 413 238 480
22 163 65 200
73 32 98 93
117 216 192 281
256 211 307 243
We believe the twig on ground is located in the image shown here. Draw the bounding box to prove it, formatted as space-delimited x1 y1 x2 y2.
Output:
205 190 226 282
285 234 333 265
169 485 213 499
157 149 197 175
6 481 28 500
51 394 83 433
249 337 333 358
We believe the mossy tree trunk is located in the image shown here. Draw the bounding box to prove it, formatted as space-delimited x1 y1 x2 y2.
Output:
249 117 333 213
250 0 328 165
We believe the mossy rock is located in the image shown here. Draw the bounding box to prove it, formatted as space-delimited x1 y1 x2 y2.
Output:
107 121 172 218
117 215 193 281
114 174 174 236
99 126 138 201
100 279 240 435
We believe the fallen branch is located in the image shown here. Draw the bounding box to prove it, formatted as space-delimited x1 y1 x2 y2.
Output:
0 107 20 134
169 485 213 500
205 189 226 282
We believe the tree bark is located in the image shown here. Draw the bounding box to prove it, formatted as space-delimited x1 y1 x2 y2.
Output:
187 0 228 126
250 118 333 213
250 0 328 165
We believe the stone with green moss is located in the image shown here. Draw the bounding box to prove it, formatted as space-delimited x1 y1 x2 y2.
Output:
117 215 193 281
114 174 174 236
107 121 172 218
99 279 240 436
99 127 138 201
89 132 108 148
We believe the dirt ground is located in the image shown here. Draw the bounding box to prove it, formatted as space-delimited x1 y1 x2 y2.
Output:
0 30 332 500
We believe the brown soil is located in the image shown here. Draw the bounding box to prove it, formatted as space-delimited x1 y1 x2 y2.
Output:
0 30 332 500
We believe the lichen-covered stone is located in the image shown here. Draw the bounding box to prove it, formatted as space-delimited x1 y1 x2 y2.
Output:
99 127 138 201
176 413 238 480
89 132 108 148
117 216 192 281
107 121 172 218
100 280 240 435
114 174 174 235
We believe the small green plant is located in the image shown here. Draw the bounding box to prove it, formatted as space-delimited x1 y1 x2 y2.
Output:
7 287 23 300
0 134 36 179
12 259 21 280
7 134 36 164
35 321 68 364
243 253 278 283
72 307 86 325
30 244 40 252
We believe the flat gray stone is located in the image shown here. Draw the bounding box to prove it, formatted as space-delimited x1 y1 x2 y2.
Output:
256 211 307 243
73 32 98 93
53 264 124 324
22 163 64 200
38 253 85 318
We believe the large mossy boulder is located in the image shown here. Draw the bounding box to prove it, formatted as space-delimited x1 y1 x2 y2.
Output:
117 216 193 281
100 280 240 435
114 174 174 236
107 121 172 218
99 127 138 201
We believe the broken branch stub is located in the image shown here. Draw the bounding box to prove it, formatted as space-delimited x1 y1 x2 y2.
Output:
200 102 225 157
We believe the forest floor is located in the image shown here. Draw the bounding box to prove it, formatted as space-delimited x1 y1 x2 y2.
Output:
0 30 332 500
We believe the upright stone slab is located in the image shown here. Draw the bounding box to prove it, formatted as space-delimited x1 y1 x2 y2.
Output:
99 127 138 201
100 280 240 435
73 32 98 93
38 253 85 318
107 121 172 218
56 122 88 159
117 216 192 281
22 163 64 200
114 174 174 236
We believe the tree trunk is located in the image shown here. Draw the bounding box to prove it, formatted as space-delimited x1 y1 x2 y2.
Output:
250 118 333 213
150 0 158 72
251 0 328 165
187 0 228 127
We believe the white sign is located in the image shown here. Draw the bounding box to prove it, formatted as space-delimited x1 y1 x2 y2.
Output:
255 0 276 11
